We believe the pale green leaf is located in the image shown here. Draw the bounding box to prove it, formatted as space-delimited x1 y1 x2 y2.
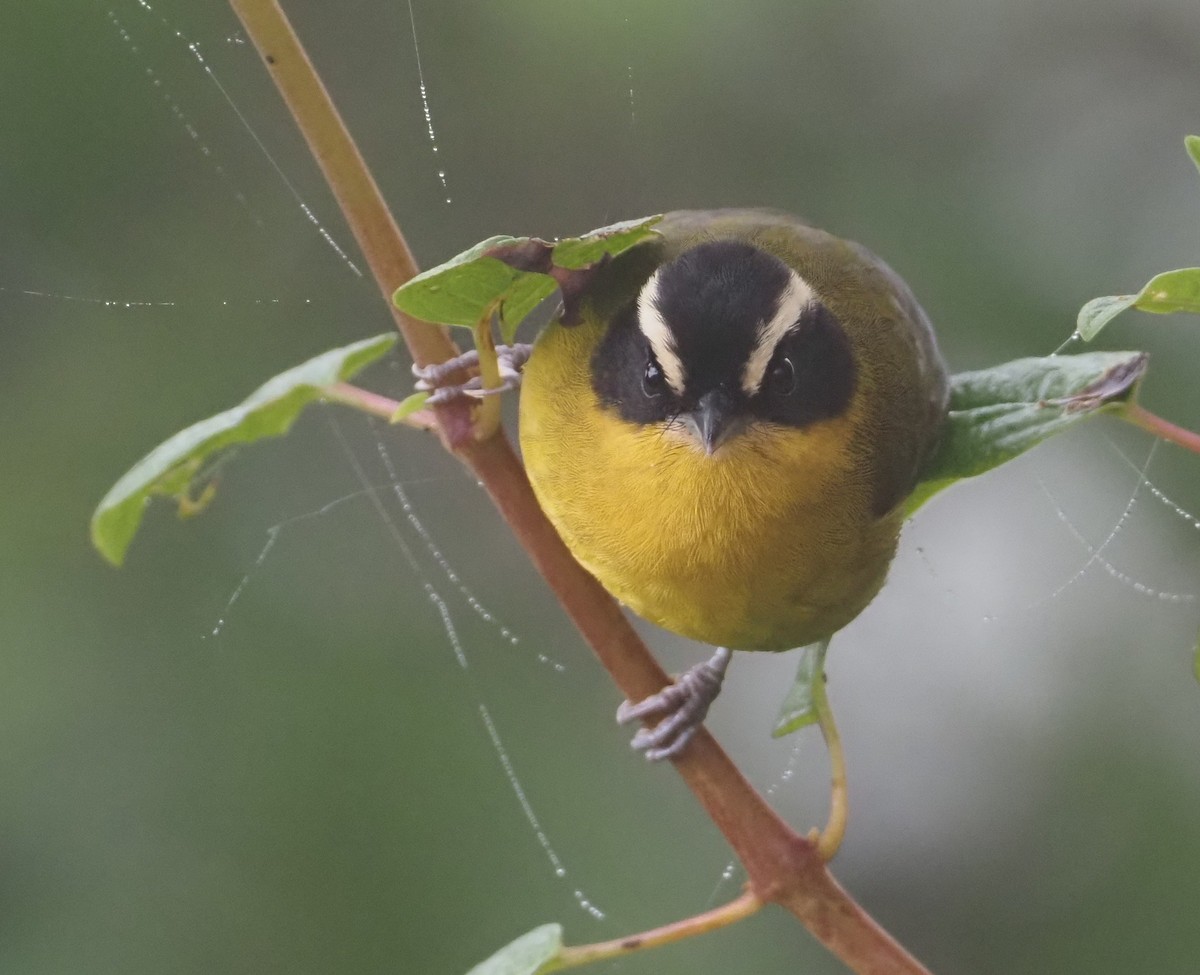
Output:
465 924 563 975
1077 294 1139 341
390 391 431 423
772 640 829 738
1076 137 1200 339
1186 134 1200 178
1132 267 1200 316
1077 268 1200 340
91 334 397 566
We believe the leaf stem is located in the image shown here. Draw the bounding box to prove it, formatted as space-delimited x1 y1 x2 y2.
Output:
472 307 504 440
1124 402 1200 456
542 890 762 972
321 382 435 429
811 647 848 860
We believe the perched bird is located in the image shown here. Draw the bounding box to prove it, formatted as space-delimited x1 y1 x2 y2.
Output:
516 209 949 759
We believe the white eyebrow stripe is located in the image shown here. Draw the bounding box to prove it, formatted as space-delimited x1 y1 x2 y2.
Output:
741 270 816 396
636 269 687 396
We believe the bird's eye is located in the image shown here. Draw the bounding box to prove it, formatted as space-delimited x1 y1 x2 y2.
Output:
642 357 667 397
766 356 797 396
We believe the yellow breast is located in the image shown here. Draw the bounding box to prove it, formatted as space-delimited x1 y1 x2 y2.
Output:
518 317 902 651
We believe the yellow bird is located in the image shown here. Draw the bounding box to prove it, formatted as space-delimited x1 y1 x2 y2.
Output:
517 210 948 758
422 209 948 759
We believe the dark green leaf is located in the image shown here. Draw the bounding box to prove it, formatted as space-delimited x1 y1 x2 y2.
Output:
1077 267 1200 340
392 216 662 343
465 924 563 975
906 351 1148 515
90 334 397 567
772 640 829 738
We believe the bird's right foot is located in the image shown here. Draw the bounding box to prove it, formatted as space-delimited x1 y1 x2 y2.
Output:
615 647 732 761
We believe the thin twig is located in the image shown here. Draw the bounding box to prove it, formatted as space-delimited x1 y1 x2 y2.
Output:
321 382 436 429
544 890 763 971
812 660 849 861
472 305 504 440
1125 402 1200 456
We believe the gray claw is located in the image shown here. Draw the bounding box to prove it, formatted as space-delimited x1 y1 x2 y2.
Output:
616 681 687 725
412 344 533 404
640 726 698 763
412 349 480 388
616 647 731 761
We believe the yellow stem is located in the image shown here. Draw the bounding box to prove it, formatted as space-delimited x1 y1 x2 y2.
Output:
543 890 762 972
812 645 848 861
472 308 504 440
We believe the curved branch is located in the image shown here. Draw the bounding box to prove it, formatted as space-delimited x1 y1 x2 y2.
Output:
227 3 930 972
546 889 763 971
1125 402 1200 456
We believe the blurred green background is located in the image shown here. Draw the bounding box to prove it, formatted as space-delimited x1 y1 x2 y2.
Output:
4 1 1200 972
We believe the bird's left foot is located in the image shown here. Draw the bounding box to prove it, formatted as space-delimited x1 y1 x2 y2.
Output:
616 647 732 761
412 344 533 405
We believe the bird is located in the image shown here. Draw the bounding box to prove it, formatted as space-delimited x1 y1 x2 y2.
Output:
514 209 949 759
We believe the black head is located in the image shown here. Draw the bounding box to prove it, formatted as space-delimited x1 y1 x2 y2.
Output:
591 239 857 453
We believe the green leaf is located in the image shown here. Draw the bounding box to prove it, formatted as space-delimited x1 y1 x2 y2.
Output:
906 351 1148 515
1186 134 1200 178
497 271 560 341
392 216 662 343
90 333 397 567
393 235 539 328
1076 138 1200 340
465 924 563 975
772 639 829 738
1077 294 1140 341
549 215 663 269
1130 268 1200 316
1193 626 1200 685
390 390 431 423
1077 267 1200 340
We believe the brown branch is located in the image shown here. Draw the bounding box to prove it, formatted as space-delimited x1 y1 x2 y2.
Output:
225 0 476 450
227 3 931 972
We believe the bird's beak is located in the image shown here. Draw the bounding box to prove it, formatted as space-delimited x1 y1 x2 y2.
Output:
683 389 744 455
